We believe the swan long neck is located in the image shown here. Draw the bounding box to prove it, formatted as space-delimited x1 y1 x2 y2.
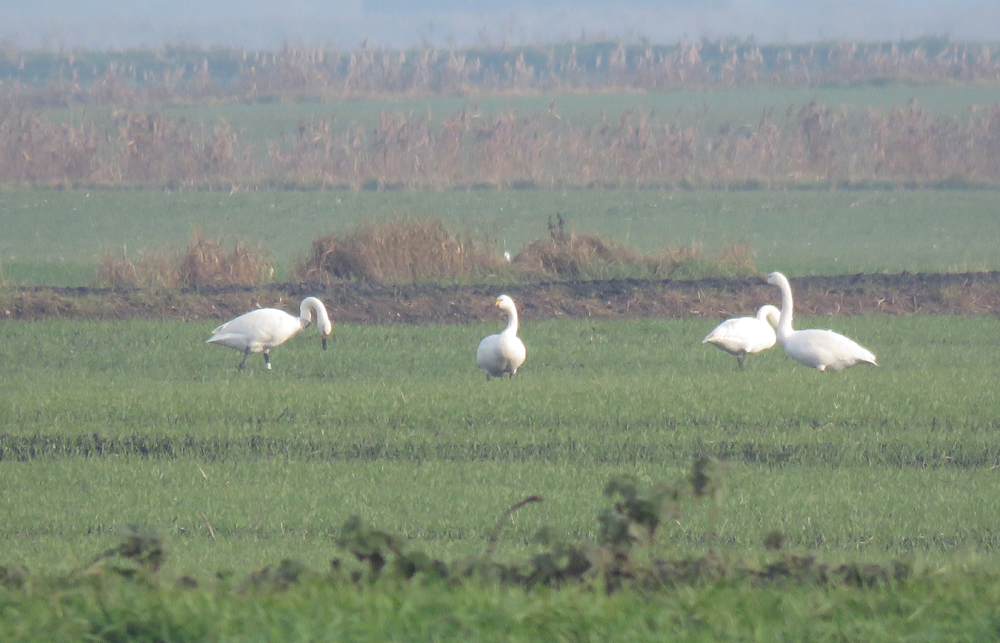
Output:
502 302 519 335
758 305 781 328
774 275 795 338
299 297 332 335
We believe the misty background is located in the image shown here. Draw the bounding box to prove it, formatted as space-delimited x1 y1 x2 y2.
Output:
2 0 998 51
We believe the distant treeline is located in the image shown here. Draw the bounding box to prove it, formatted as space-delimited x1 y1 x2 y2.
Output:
3 100 1000 190
0 37 998 106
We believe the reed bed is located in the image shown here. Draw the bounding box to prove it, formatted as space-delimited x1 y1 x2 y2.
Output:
4 100 1000 189
2 39 998 109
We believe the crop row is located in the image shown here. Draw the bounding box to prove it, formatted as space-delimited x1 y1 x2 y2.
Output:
2 433 999 470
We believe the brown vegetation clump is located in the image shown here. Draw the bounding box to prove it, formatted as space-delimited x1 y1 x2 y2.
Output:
295 218 506 284
97 234 273 289
296 215 757 286
97 247 179 289
178 233 274 289
517 214 644 279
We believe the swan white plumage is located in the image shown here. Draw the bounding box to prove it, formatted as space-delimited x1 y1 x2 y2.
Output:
703 304 781 369
476 294 526 380
767 272 877 372
206 296 332 370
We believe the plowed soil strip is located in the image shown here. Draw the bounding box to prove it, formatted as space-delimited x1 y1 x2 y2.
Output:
6 272 1000 322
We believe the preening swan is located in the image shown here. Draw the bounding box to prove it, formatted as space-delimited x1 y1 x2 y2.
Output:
767 272 877 372
477 294 527 380
703 304 781 369
206 296 332 370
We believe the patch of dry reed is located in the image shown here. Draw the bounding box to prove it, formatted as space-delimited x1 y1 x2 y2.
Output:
296 215 757 285
295 218 505 284
97 233 273 289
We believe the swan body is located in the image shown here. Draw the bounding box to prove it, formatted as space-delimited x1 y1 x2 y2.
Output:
703 304 781 369
207 296 332 370
477 294 526 380
767 272 877 372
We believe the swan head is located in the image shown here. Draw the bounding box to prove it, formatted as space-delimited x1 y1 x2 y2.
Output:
495 294 516 310
320 319 332 350
301 297 333 350
766 272 784 286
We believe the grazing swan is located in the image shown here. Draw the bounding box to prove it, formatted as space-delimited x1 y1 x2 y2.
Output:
206 296 332 370
767 272 877 372
703 304 781 369
477 294 527 380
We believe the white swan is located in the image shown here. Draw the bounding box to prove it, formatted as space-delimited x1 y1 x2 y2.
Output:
206 296 332 370
767 272 877 372
476 294 527 380
703 304 781 369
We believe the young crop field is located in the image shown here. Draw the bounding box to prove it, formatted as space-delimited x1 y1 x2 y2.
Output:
4 56 1000 637
2 314 1000 576
3 187 1000 286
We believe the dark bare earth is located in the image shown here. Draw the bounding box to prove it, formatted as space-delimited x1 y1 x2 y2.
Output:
5 272 1000 323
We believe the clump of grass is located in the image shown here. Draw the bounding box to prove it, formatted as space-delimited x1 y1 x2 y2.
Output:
516 214 644 280
97 233 273 289
294 217 505 284
178 232 274 289
97 247 179 289
296 215 757 285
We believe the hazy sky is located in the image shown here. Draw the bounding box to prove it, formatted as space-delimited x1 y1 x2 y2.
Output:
2 0 997 50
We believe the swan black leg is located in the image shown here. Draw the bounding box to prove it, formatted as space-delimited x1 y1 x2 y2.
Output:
237 347 251 370
264 351 272 370
736 352 746 370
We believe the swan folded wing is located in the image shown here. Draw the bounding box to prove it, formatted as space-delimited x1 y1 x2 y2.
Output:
704 317 776 355
502 335 527 372
477 334 505 376
205 330 248 351
785 329 876 371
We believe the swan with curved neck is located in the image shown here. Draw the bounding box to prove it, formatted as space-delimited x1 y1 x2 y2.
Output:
477 294 527 380
207 296 332 370
703 304 781 369
767 272 877 372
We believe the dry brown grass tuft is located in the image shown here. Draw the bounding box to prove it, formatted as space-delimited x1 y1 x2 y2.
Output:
516 214 644 279
178 232 274 289
97 247 179 289
717 242 759 276
295 215 758 285
295 218 505 284
96 234 273 289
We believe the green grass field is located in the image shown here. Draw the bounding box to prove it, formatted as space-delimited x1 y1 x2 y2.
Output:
5 80 1000 639
3 187 999 286
2 314 999 577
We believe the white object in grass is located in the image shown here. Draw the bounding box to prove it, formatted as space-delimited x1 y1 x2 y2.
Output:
476 294 527 380
206 297 332 370
703 304 781 369
767 272 877 372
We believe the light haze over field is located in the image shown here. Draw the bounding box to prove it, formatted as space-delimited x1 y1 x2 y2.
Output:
2 0 998 50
